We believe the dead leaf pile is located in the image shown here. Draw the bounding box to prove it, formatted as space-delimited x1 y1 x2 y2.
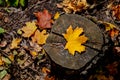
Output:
21 21 49 45
63 25 88 55
111 5 120 20
19 21 49 57
57 0 89 13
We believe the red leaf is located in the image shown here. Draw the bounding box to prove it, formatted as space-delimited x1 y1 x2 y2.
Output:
34 9 52 29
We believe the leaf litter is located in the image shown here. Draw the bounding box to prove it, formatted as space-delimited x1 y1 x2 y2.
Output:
0 0 120 80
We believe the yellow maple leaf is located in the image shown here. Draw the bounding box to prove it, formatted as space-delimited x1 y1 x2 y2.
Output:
102 22 116 31
32 30 49 45
10 38 22 49
21 21 37 37
54 12 60 20
63 25 88 55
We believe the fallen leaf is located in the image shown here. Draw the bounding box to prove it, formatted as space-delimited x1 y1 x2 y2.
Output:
10 38 22 49
2 74 11 80
8 54 14 61
30 51 38 57
42 67 50 74
0 57 4 66
114 46 120 53
34 9 52 29
0 70 7 79
54 12 60 20
12 50 18 56
0 41 7 47
4 17 9 23
21 21 37 37
29 41 42 52
2 57 11 64
0 27 5 34
63 25 88 55
109 29 119 38
19 0 26 7
58 0 89 13
111 5 120 20
32 30 49 45
17 29 22 35
102 22 116 31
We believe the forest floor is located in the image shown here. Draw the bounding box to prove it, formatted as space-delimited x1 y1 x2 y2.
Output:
0 0 120 80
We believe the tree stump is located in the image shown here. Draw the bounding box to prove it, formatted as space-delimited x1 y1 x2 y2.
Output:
43 14 103 77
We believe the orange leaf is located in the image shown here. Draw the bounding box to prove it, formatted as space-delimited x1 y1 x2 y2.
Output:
21 21 37 38
63 25 88 55
112 5 120 20
44 76 55 80
34 9 52 29
109 29 119 37
10 38 22 49
32 30 49 45
42 67 50 74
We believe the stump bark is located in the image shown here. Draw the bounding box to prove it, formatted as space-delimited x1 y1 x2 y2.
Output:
43 14 103 76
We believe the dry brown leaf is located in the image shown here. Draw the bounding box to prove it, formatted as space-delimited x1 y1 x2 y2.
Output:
57 0 89 13
21 21 37 38
34 9 52 29
0 41 7 48
2 74 11 80
63 25 88 55
32 30 49 45
10 38 22 49
29 41 42 52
